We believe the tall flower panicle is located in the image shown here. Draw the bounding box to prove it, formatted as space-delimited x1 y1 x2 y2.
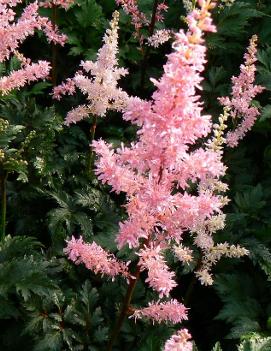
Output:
0 0 66 94
53 11 128 125
91 6 249 342
163 329 193 351
92 0 235 312
65 0 250 343
219 35 264 147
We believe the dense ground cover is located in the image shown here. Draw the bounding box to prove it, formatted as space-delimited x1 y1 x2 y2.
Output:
1 0 271 350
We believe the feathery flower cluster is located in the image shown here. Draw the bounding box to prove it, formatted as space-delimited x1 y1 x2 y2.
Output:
0 61 50 95
137 245 177 297
173 244 193 264
163 329 193 351
206 107 230 152
0 0 66 94
219 35 264 147
53 11 128 125
132 299 188 324
192 213 227 250
196 243 249 285
148 29 172 48
64 236 130 280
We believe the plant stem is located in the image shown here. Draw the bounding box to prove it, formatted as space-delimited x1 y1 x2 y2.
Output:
0 171 8 240
140 0 159 90
107 266 141 351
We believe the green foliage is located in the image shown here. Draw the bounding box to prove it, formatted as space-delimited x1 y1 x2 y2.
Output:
0 236 56 315
214 273 264 339
25 281 108 351
62 0 107 58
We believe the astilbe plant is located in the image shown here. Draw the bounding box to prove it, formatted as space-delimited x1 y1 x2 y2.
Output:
64 0 263 349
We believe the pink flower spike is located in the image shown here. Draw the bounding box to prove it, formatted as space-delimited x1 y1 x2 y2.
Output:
131 299 188 324
0 61 50 95
137 245 177 297
219 35 264 147
64 236 130 281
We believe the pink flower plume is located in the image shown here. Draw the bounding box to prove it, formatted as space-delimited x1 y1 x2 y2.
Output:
131 299 188 324
64 236 130 280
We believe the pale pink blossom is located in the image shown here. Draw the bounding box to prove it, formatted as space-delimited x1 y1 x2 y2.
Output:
219 35 264 147
137 245 177 297
0 61 50 94
131 299 188 324
156 2 168 22
148 29 172 48
53 78 76 100
164 329 193 351
64 105 90 126
53 11 128 125
66 0 246 332
64 236 130 280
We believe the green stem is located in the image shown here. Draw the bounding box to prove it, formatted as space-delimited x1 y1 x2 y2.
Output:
107 266 141 351
0 171 8 240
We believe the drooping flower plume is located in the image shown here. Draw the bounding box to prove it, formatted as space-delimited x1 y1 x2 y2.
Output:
131 299 188 324
64 236 130 281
